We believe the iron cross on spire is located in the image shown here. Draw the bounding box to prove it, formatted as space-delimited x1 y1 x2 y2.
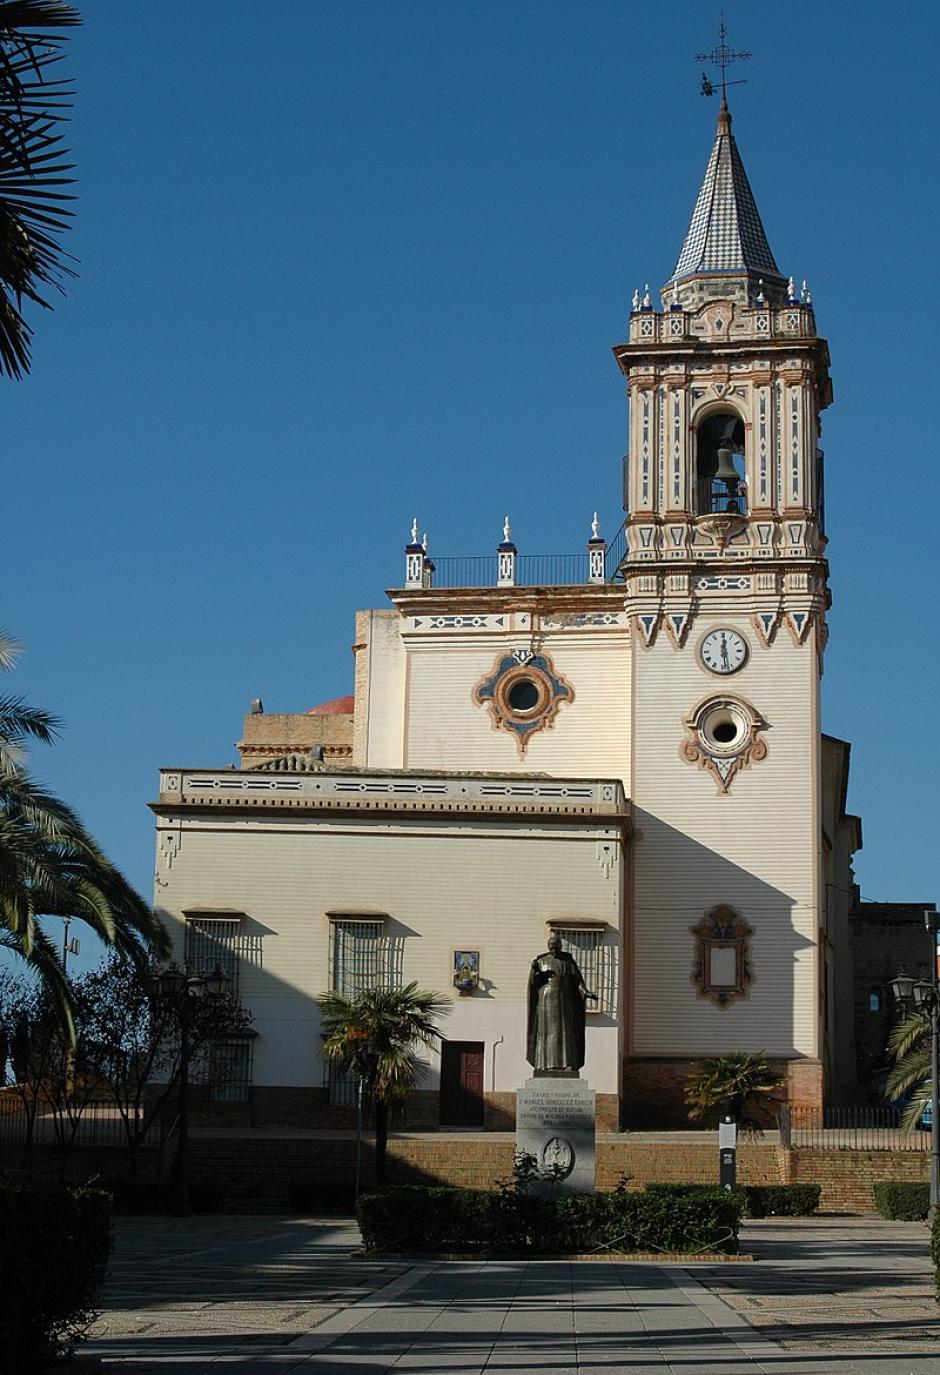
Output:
696 14 750 102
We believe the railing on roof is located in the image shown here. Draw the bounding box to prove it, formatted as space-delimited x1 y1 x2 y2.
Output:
421 519 627 590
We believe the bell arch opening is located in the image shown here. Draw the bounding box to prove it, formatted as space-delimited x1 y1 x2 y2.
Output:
694 411 746 516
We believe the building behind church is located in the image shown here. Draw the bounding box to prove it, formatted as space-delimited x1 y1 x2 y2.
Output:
152 98 866 1130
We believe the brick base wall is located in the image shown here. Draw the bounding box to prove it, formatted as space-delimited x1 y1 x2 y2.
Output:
180 1137 927 1213
622 1057 824 1128
191 1086 620 1133
2 1137 928 1214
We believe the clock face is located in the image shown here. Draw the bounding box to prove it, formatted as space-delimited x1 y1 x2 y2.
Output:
700 629 748 675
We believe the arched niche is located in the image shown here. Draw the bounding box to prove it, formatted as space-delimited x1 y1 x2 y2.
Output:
693 409 746 516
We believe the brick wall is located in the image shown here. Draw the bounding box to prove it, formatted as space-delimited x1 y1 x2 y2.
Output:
191 1086 621 1133
621 1057 823 1128
3 1137 927 1214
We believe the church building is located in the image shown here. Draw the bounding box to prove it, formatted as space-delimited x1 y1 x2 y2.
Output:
152 98 858 1130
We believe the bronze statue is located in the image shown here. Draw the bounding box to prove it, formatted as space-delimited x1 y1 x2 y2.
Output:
526 931 596 1073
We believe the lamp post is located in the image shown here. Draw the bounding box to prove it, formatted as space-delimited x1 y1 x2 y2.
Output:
353 1046 378 1209
149 965 228 1215
888 905 939 1216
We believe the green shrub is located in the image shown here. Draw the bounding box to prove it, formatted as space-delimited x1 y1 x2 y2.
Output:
0 1182 113 1369
357 1184 742 1256
873 1182 930 1221
744 1184 821 1218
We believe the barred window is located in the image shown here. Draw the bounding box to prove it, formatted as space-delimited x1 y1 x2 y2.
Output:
208 1038 253 1103
329 919 387 997
184 914 242 989
327 1061 360 1107
550 924 615 1016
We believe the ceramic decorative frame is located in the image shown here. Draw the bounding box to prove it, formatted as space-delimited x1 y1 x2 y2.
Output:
472 649 574 755
690 905 754 1009
680 694 767 794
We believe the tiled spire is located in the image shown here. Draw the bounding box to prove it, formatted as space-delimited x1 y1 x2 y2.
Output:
667 102 787 307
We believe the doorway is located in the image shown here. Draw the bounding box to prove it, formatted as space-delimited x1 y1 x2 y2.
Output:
439 1041 485 1127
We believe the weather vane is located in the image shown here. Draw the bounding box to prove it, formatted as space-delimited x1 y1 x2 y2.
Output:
696 14 750 102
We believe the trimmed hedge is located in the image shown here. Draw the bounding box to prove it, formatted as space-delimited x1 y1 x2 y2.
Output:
0 1182 113 1369
357 1184 742 1256
643 1182 820 1217
743 1184 821 1218
873 1182 930 1221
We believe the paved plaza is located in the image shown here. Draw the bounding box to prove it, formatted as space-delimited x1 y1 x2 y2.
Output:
87 1214 940 1374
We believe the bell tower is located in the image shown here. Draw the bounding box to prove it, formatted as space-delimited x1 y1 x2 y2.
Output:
615 97 833 1119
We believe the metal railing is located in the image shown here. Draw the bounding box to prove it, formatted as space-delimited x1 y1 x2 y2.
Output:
778 1103 930 1151
419 519 629 590
0 1099 161 1148
604 519 627 580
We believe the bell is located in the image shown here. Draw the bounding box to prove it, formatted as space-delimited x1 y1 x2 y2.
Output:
714 443 739 489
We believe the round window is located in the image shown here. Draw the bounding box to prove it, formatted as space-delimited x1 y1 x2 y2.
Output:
507 678 540 713
700 703 747 753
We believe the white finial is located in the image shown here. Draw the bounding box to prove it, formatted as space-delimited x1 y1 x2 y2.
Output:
503 515 511 543
800 279 808 302
422 531 428 552
591 512 600 539
787 275 796 301
756 278 765 305
805 285 813 305
642 283 652 308
410 517 419 544
632 287 640 311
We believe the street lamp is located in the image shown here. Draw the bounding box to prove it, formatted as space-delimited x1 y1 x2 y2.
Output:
148 965 228 1215
888 905 939 1216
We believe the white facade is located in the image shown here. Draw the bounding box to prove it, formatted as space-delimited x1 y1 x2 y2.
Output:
152 104 853 1126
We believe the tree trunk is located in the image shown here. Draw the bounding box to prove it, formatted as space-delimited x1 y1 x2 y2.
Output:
374 1098 389 1187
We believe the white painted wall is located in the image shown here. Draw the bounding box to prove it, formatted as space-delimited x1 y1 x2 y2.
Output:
156 811 625 1095
630 613 820 1057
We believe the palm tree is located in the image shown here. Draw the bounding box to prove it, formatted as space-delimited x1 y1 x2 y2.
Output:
0 630 170 1035
886 1008 932 1132
0 1 81 379
318 982 450 1186
684 1051 786 1136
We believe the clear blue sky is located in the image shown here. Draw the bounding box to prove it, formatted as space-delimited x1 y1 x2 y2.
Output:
4 2 938 971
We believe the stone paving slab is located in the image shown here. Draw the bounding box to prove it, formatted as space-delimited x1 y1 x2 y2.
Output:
692 1216 940 1358
87 1213 940 1374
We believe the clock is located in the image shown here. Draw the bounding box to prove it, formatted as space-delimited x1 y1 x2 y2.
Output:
700 628 748 675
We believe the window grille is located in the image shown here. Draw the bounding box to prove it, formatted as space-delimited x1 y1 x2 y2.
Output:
327 1061 360 1107
329 919 387 997
551 926 615 1017
185 916 242 989
208 1038 253 1102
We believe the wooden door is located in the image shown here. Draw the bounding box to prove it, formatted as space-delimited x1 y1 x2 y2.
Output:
439 1041 485 1127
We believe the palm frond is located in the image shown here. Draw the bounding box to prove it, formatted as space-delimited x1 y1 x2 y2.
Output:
0 0 80 377
0 629 22 670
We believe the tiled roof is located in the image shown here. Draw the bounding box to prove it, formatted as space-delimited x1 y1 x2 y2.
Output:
305 695 355 716
670 106 782 284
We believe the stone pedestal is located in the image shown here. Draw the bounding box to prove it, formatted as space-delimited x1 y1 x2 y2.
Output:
515 1076 596 1195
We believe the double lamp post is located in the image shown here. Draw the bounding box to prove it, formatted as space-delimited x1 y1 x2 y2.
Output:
888 905 940 1215
148 965 228 1215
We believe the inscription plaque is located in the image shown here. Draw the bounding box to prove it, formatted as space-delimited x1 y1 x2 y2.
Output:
516 1076 596 1196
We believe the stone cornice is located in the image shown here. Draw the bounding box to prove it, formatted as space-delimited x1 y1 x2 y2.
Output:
151 768 631 830
386 584 627 616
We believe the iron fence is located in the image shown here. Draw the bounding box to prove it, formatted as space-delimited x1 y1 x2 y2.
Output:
778 1103 930 1151
0 1100 161 1148
604 520 627 581
421 549 632 590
